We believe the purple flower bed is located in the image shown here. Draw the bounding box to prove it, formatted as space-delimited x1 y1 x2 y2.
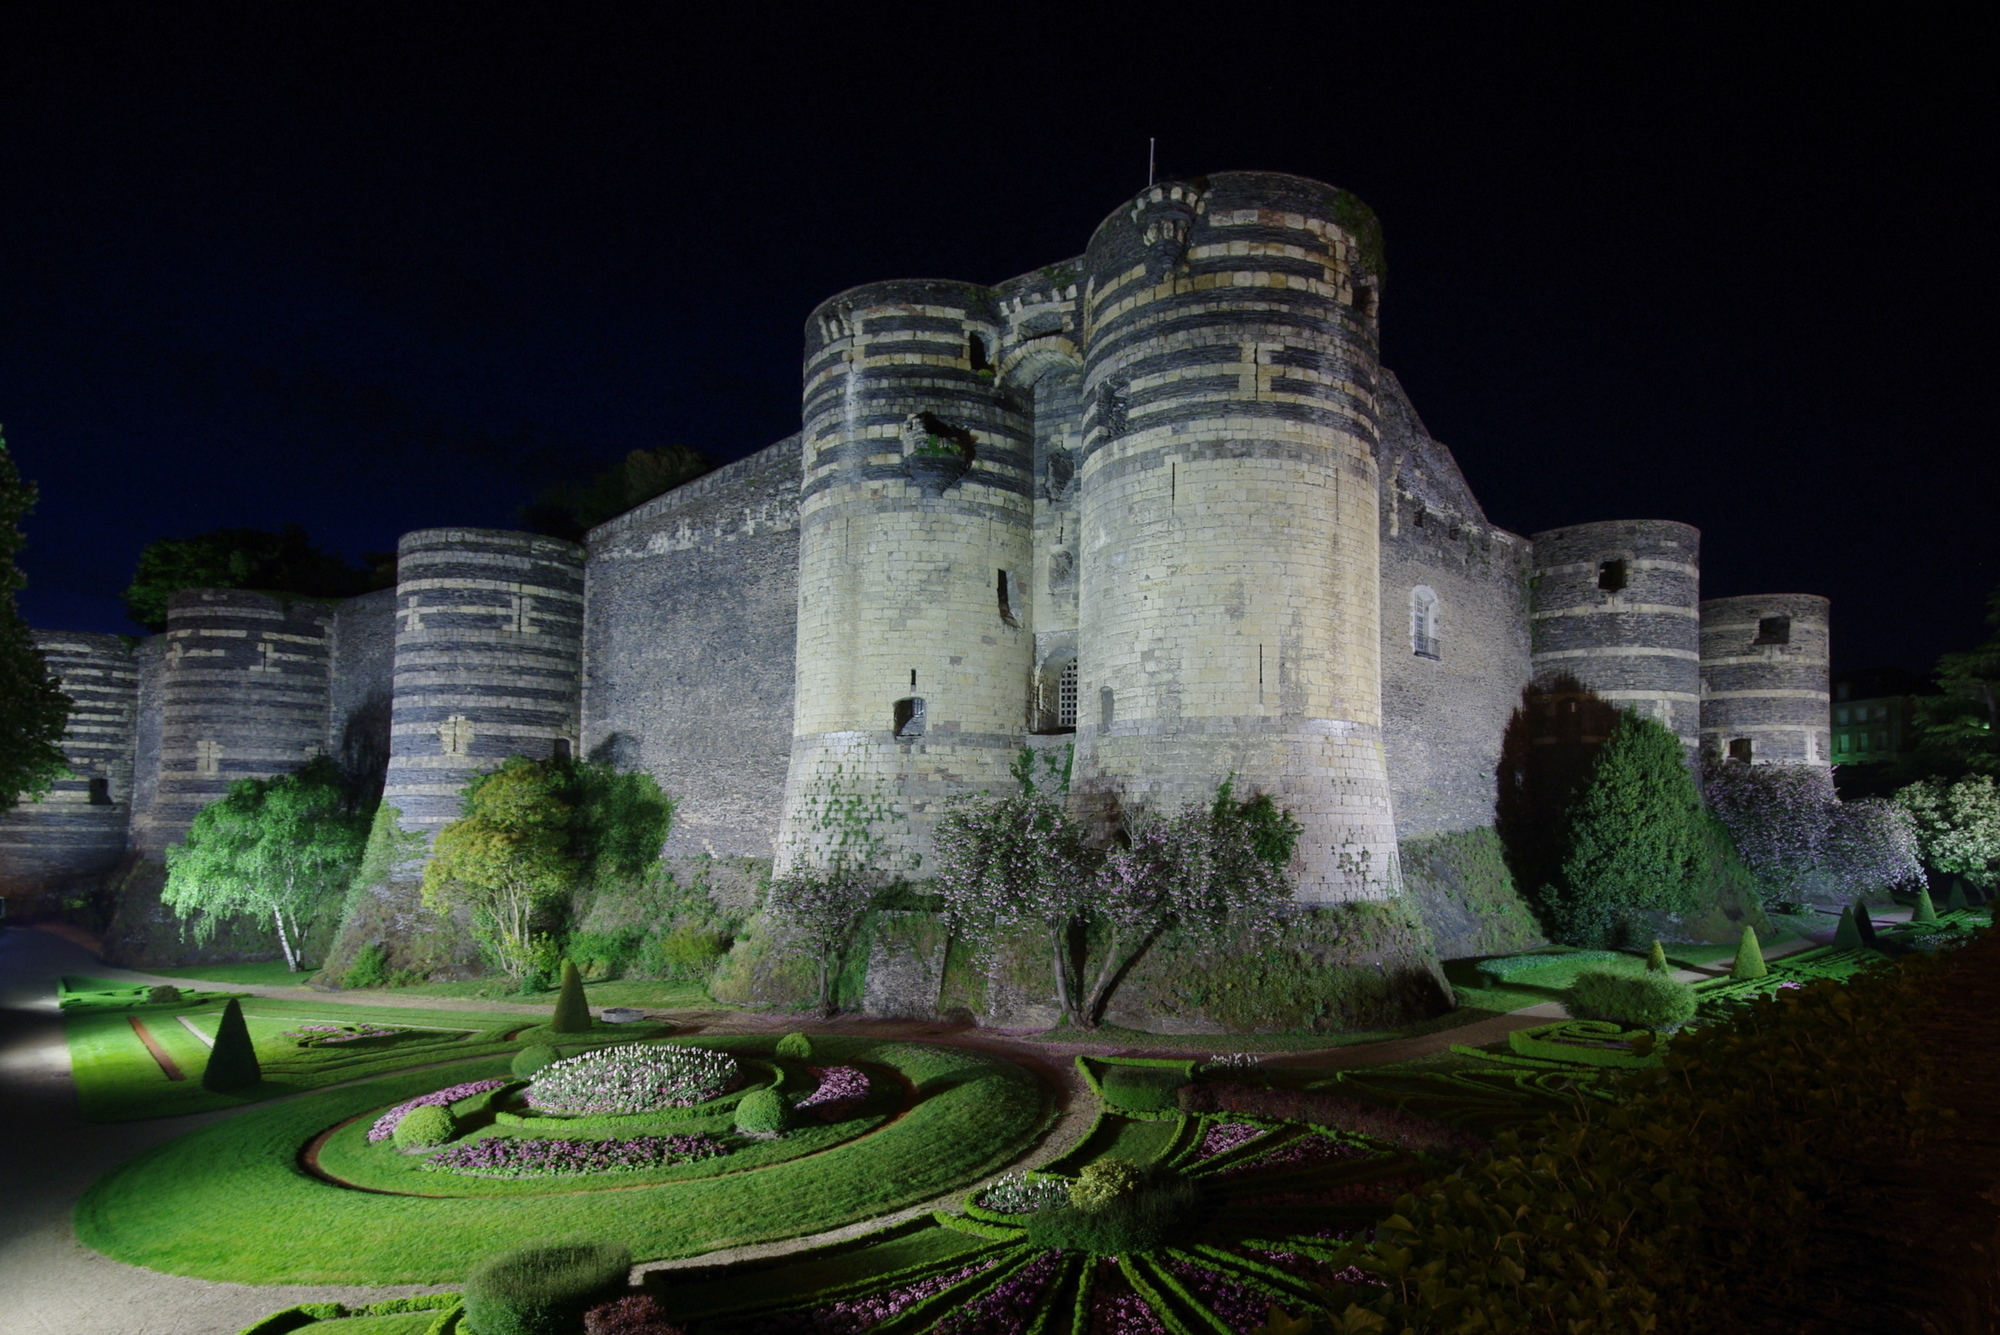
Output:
1197 1121 1266 1159
935 1252 1062 1335
1233 1178 1413 1210
366 1080 508 1142
1215 1132 1372 1178
1164 1261 1290 1335
420 1132 725 1177
742 1260 995 1334
1088 1288 1167 1335
284 1022 403 1046
1245 1247 1380 1291
795 1065 870 1122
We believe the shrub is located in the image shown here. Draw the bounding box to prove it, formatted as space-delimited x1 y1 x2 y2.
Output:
1069 1157 1146 1211
551 961 591 1034
393 1104 455 1151
775 1031 813 1060
733 1086 787 1136
1833 904 1863 950
1565 967 1698 1030
343 943 389 989
145 984 182 1004
511 1044 560 1079
1913 887 1940 924
1732 925 1767 980
584 1293 682 1335
1549 712 1708 944
201 997 261 1092
1646 940 1669 973
462 1241 632 1335
1028 1175 1202 1255
1096 1065 1185 1114
653 926 730 980
1948 880 1971 912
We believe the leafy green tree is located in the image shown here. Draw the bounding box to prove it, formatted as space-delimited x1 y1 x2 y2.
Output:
162 757 369 970
122 524 382 632
1914 585 2000 775
201 998 262 1091
520 445 711 541
1548 711 1707 946
422 756 674 982
0 430 71 808
763 861 879 1016
1895 774 2000 888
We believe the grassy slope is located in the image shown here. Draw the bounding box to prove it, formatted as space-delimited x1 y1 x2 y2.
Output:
76 1040 1050 1284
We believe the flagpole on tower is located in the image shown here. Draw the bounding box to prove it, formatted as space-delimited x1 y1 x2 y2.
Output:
1148 138 1156 186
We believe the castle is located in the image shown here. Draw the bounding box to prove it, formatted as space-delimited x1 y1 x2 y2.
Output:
0 172 1833 922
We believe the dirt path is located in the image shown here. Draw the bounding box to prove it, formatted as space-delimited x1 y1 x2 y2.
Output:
0 920 1834 1334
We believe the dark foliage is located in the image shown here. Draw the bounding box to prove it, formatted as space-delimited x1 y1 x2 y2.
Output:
1025 1176 1203 1255
200 998 262 1091
0 432 70 809
521 446 711 541
122 523 386 632
1176 1081 1487 1158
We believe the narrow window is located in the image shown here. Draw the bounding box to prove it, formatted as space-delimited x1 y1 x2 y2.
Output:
1058 661 1079 729
551 738 572 763
1836 707 1849 724
1597 559 1628 593
968 332 992 373
87 777 112 805
1099 686 1115 730
997 569 1018 626
1755 616 1791 645
1411 586 1440 660
1728 737 1754 763
1837 734 1849 754
893 697 926 738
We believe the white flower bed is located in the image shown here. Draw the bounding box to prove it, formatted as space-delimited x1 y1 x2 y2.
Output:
525 1043 741 1115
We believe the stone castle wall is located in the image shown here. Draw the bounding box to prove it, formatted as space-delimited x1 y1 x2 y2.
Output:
1699 594 1831 764
582 435 802 860
0 631 138 897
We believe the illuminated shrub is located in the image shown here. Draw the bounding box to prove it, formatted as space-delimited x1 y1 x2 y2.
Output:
511 1044 560 1079
733 1086 787 1136
393 1104 455 1151
1566 968 1697 1031
462 1241 632 1335
775 1032 813 1060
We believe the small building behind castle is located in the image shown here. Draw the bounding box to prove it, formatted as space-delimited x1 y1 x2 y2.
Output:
1 173 1833 951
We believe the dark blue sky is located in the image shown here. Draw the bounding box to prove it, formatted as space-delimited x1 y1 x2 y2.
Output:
2 7 1993 673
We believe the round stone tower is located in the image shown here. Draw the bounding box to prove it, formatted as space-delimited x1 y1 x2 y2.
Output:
0 631 138 899
133 590 334 855
1528 521 1703 747
379 528 586 836
1070 172 1399 902
1698 594 1831 765
777 279 1035 873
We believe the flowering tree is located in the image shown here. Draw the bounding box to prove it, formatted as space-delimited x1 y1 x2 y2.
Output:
1700 758 1838 904
162 757 369 970
1895 774 2000 887
763 861 879 1016
1823 798 1924 897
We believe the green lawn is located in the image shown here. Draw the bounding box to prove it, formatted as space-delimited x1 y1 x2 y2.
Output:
76 1037 1053 1284
138 960 307 987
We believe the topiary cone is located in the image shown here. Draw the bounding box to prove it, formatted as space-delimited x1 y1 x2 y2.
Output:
1731 924 1767 980
1832 905 1863 951
1913 887 1940 924
201 997 262 1091
1852 900 1878 946
1646 940 1669 973
550 960 591 1034
1947 880 1970 913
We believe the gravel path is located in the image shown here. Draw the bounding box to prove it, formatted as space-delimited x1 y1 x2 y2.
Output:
0 920 1831 1334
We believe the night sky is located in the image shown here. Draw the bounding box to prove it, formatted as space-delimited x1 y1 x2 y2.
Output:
2 8 1992 675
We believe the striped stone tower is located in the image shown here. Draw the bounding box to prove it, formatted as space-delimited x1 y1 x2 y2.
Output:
1699 594 1831 765
777 279 1035 874
132 590 335 855
1528 521 1703 747
1070 172 1400 902
379 528 586 836
0 631 138 898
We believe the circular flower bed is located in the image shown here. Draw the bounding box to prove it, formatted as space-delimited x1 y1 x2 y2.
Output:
420 1132 726 1178
526 1043 740 1115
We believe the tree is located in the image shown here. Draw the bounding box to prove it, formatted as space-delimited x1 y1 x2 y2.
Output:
1823 798 1924 898
1894 774 2000 888
520 445 711 541
162 757 369 970
422 756 674 984
1914 585 2000 776
201 998 262 1091
0 429 71 808
122 524 383 632
1700 758 1836 905
1549 711 1707 946
763 861 879 1016
423 758 580 981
